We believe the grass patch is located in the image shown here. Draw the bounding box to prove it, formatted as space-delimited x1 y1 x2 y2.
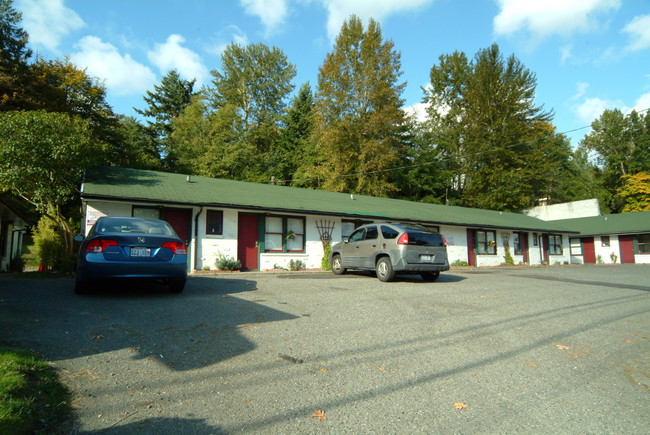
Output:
0 346 72 434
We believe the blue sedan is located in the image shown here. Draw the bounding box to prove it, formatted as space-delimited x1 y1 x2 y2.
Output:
74 217 188 294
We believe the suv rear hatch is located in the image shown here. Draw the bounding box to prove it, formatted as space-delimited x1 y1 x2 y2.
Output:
401 231 448 265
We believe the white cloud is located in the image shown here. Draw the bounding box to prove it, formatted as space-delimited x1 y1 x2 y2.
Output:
494 0 620 40
148 34 210 86
320 0 434 42
70 36 156 96
574 97 624 125
572 82 589 101
631 92 650 113
240 0 289 36
404 102 429 122
17 0 85 51
560 44 572 65
208 25 250 57
623 14 650 52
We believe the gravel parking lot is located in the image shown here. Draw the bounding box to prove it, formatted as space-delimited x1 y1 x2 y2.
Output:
1 265 649 434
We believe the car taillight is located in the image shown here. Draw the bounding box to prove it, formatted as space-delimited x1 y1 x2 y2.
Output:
397 233 409 245
84 239 119 252
162 242 187 255
442 235 447 247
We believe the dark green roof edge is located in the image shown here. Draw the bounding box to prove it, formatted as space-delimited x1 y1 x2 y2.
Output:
81 166 578 234
553 211 650 236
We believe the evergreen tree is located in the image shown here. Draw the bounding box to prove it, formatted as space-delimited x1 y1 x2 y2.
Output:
424 44 556 211
135 69 195 170
309 15 408 197
0 0 33 110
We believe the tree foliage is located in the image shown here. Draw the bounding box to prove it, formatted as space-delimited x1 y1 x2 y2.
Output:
580 109 650 212
135 69 195 170
0 111 107 256
304 16 408 197
617 172 650 212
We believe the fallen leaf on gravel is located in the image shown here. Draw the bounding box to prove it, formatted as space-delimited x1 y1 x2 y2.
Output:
453 402 469 410
555 344 570 350
311 409 326 421
624 339 632 343
377 366 386 371
320 368 328 373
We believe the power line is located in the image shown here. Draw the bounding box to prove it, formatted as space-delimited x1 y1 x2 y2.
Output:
277 107 649 186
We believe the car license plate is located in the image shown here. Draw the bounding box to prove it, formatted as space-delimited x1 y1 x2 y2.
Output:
130 247 151 257
420 254 432 262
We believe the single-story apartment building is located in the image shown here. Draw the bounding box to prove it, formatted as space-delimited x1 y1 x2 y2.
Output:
553 212 650 264
80 166 581 271
0 194 30 272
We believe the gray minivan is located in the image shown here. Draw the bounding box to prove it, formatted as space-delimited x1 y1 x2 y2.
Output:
329 223 450 282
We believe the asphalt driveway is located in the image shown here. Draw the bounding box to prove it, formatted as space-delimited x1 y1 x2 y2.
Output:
1 265 649 433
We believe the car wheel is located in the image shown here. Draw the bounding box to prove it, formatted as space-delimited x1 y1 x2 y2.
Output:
331 254 347 275
376 257 395 282
169 280 186 293
74 278 91 295
421 271 440 282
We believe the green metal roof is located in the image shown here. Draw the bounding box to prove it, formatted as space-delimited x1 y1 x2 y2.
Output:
554 211 650 236
81 166 577 233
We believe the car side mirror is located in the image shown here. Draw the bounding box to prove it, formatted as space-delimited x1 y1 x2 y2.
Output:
73 235 85 242
343 237 349 243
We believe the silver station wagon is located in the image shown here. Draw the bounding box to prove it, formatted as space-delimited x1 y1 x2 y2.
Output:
329 223 450 282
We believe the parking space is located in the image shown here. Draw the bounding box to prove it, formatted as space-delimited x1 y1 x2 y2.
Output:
1 265 649 433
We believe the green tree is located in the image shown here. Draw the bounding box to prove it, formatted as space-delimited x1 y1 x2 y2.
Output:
308 15 408 197
424 44 556 211
0 111 107 258
274 82 315 185
0 0 34 110
135 69 195 170
202 42 296 181
580 109 650 212
113 116 162 170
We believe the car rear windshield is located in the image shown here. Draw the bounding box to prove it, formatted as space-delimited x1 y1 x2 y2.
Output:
95 219 174 236
407 231 445 247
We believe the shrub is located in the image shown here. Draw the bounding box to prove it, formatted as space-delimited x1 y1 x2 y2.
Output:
288 259 306 271
321 243 332 270
451 259 469 267
32 216 67 272
215 253 241 271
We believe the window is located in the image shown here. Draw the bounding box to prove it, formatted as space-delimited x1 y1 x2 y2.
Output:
348 228 365 242
513 233 522 255
264 216 305 253
476 230 496 255
132 206 160 220
365 226 378 240
549 235 563 255
601 236 610 247
206 210 223 235
570 238 582 256
532 232 538 246
381 225 399 239
638 234 650 254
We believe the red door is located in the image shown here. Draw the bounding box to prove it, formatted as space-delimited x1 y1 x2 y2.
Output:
164 208 192 244
619 235 635 264
542 235 549 264
238 214 259 270
582 237 596 264
466 229 476 266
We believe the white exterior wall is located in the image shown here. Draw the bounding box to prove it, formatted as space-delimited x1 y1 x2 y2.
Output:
594 235 621 264
81 199 576 271
196 209 238 270
635 252 650 264
439 225 466 265
526 199 600 221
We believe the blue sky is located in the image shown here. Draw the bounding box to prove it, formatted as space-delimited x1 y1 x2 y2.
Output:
14 0 650 145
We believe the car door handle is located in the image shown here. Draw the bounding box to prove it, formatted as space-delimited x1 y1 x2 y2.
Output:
372 245 377 248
